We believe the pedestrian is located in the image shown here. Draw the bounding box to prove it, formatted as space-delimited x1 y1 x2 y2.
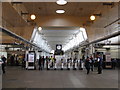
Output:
10 54 15 66
85 56 90 74
54 58 57 70
97 54 103 74
50 56 54 68
112 58 117 69
42 56 45 69
38 56 43 70
90 55 94 71
46 56 49 70
1 55 7 74
22 55 26 69
15 54 19 66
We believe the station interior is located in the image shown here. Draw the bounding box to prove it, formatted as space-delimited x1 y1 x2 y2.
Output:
0 1 120 89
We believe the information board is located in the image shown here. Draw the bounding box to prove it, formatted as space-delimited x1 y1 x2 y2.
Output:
105 52 111 62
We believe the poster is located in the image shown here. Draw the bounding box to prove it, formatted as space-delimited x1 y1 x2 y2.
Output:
28 53 34 62
105 52 111 62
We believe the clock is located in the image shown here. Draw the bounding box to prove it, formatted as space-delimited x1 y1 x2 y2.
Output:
57 45 62 50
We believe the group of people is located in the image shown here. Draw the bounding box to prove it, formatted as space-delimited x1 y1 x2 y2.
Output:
85 54 103 74
37 55 103 75
38 56 56 70
9 54 24 66
0 54 106 75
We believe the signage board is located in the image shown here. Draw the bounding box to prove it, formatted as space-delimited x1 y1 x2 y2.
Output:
105 52 111 62
28 53 35 62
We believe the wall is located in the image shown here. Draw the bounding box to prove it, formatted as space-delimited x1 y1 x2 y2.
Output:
86 3 119 42
96 46 119 58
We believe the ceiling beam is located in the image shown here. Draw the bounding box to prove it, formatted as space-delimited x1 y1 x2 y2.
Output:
0 27 50 53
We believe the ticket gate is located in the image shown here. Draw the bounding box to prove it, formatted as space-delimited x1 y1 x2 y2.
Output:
54 61 57 70
67 59 70 70
79 60 84 70
61 59 64 70
73 59 77 70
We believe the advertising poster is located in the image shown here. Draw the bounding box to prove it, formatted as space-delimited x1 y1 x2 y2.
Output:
28 53 34 62
105 52 111 62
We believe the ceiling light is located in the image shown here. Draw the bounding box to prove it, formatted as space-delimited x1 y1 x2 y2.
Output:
56 0 67 5
30 14 36 20
56 10 65 14
80 27 85 31
90 15 96 21
38 27 42 31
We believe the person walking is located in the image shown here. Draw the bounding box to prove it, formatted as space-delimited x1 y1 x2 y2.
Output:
112 58 117 69
1 55 7 74
97 54 103 74
50 56 54 68
10 54 15 66
85 56 90 74
90 55 94 71
38 56 43 70
22 55 26 69
42 56 45 69
46 56 49 70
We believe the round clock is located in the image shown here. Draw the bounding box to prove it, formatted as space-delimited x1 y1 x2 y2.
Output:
57 45 62 50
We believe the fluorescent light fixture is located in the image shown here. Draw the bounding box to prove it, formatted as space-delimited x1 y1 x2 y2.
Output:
51 50 55 54
38 27 42 31
56 0 67 5
30 14 36 20
80 27 85 31
90 15 96 21
56 10 65 14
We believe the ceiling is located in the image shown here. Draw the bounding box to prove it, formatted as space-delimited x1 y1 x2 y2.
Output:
23 2 102 50
23 2 102 16
1 2 119 51
41 27 80 50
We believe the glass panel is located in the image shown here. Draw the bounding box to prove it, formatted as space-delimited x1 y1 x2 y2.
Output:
32 29 51 52
63 28 88 52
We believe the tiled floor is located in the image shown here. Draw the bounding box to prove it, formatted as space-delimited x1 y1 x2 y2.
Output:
2 66 118 88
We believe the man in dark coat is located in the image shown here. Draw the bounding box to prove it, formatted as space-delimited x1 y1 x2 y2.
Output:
97 55 103 74
85 56 90 74
42 56 45 69
90 56 94 71
38 56 43 70
10 54 15 66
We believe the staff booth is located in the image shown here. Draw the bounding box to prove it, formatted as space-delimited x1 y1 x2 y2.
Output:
27 51 36 70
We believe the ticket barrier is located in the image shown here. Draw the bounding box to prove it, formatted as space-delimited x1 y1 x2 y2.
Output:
47 60 50 70
54 61 57 70
73 60 77 70
61 59 64 70
79 60 84 70
67 59 70 70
